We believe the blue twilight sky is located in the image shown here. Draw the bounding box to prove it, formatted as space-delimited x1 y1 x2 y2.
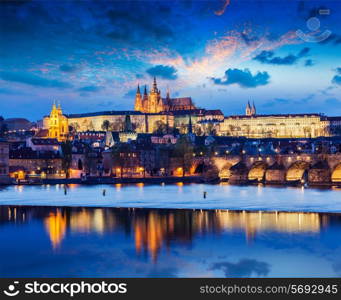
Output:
0 0 341 121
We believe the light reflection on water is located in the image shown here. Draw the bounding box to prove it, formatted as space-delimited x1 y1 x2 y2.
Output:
1 206 341 277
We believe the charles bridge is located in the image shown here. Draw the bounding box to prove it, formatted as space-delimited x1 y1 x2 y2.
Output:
192 154 341 184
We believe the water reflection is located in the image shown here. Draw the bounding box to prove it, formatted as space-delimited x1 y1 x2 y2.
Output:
0 206 331 260
2 206 341 277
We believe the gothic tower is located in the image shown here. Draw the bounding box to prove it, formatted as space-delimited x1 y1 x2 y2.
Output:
148 77 160 113
246 101 252 116
251 101 256 116
134 84 143 112
142 85 148 113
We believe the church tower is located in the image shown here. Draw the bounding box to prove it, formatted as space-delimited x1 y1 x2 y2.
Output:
48 101 68 142
251 101 256 116
148 77 160 113
134 84 143 112
246 101 252 116
142 85 148 112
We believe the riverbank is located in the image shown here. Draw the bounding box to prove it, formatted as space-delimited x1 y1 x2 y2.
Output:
2 175 341 187
8 175 206 186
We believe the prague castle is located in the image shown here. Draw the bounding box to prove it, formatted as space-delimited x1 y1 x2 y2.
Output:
43 77 341 141
134 77 196 113
219 102 333 138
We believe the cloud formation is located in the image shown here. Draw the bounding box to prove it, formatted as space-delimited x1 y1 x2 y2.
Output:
211 68 270 88
253 48 310 65
0 71 72 88
146 65 178 80
210 259 270 277
332 68 341 85
78 85 103 92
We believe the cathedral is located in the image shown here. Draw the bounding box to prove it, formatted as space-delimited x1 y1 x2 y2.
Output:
134 77 196 113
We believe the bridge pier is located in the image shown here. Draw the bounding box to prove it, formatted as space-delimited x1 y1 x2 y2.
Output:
265 162 286 184
308 161 331 185
229 162 249 184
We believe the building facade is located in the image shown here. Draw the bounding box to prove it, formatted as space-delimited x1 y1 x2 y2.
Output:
0 140 10 184
47 102 69 142
219 103 331 138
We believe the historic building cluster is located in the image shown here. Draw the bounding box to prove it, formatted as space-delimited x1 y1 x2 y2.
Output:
1 77 341 184
39 78 341 142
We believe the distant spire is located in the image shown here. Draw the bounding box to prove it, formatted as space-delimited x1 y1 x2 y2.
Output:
166 87 170 99
144 85 148 95
152 76 157 92
52 99 56 109
136 84 141 94
188 113 193 134
252 101 256 115
246 101 252 116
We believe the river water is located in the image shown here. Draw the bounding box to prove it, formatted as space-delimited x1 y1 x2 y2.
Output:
0 183 341 212
1 184 341 277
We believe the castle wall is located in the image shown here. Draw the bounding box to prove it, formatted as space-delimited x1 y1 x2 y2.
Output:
220 115 330 138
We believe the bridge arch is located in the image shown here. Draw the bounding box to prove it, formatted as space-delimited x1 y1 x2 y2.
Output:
218 162 233 180
331 163 341 183
286 161 310 182
248 161 268 181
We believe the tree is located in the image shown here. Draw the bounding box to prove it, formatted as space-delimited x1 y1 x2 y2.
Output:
172 136 194 177
77 159 83 170
101 120 111 131
61 141 73 178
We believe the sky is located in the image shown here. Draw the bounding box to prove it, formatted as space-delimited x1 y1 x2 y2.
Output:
0 0 341 121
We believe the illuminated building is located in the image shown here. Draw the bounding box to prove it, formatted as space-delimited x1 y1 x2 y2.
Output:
0 140 10 184
134 77 196 113
46 102 69 142
219 102 333 138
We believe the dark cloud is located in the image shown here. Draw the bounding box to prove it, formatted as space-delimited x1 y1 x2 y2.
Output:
146 65 178 80
305 59 314 67
78 85 103 93
211 68 270 88
210 259 270 277
106 8 173 45
332 68 341 85
0 71 72 88
59 64 78 73
319 33 341 45
253 48 310 65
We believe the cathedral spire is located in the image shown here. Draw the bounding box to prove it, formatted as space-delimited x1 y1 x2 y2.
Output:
136 84 141 94
188 113 193 134
152 76 158 92
166 87 170 99
246 101 252 116
144 85 148 95
252 101 256 115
